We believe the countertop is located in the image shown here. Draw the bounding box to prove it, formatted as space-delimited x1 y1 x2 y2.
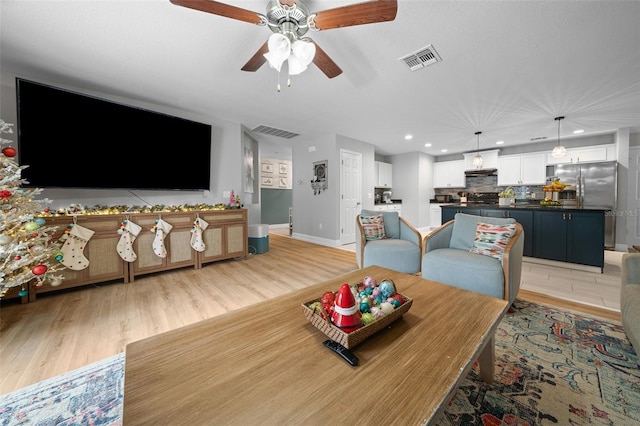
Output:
439 202 611 212
375 199 402 205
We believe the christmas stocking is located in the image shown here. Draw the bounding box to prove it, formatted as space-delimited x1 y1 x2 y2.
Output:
152 219 173 258
190 216 209 252
116 219 142 262
59 224 95 270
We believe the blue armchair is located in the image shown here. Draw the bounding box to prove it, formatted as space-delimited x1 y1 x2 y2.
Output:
421 213 524 304
355 210 422 274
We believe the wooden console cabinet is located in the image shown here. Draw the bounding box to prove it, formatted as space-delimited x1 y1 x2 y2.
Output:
129 212 197 282
20 210 248 302
39 214 129 296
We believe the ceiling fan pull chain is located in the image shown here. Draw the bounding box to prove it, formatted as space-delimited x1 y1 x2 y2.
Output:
277 71 281 92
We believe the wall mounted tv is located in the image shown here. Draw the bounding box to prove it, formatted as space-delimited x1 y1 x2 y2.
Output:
16 78 212 191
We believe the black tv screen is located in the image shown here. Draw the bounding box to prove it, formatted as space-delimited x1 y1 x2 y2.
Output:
16 78 212 191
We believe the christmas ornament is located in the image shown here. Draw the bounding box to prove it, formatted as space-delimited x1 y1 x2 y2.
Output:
24 221 39 231
2 146 16 157
0 235 11 245
34 218 46 227
32 264 48 275
49 277 63 287
18 288 28 297
0 190 11 199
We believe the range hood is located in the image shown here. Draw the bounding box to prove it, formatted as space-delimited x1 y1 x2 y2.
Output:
464 168 497 177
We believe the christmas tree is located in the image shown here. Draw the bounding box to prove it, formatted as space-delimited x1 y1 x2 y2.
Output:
0 119 65 299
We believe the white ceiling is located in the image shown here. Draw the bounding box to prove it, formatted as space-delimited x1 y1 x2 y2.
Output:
1 0 639 157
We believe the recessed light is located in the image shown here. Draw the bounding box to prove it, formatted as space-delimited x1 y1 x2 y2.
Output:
404 134 413 140
573 129 584 134
496 140 504 145
424 143 432 147
441 149 448 153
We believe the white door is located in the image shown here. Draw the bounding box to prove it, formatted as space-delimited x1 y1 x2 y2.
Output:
629 147 640 247
340 149 362 245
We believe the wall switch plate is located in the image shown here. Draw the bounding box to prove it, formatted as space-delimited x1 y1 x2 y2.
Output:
223 191 230 198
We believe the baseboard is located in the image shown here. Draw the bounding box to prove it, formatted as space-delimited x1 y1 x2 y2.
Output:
523 256 602 273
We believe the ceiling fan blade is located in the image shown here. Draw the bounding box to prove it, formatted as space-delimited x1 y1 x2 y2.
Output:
311 41 342 79
312 0 397 30
241 42 269 72
169 0 262 25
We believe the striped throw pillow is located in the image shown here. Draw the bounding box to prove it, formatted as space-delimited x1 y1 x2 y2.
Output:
469 222 517 262
360 214 387 240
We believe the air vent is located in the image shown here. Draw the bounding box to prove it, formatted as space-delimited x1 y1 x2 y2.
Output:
530 136 548 141
399 44 442 71
251 125 299 139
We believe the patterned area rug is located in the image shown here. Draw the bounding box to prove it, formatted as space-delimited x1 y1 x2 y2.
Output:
435 300 640 425
0 353 124 426
1 300 638 426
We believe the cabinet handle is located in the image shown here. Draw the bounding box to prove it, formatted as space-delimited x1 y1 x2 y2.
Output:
563 213 566 220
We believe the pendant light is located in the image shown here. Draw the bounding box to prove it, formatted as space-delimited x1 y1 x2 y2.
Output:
551 116 567 158
472 131 484 168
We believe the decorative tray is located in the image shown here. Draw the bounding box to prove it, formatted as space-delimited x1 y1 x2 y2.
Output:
301 288 412 349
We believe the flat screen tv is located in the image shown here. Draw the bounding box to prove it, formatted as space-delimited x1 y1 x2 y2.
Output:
16 78 212 191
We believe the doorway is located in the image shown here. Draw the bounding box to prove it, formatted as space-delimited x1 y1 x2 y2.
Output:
340 149 362 245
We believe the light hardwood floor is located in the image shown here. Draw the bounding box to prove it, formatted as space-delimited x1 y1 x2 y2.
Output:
0 231 622 395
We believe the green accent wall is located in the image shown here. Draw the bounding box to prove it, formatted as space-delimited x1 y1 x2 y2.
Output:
261 188 292 224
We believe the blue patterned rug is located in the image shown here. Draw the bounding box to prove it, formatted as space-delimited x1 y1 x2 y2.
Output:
1 300 638 425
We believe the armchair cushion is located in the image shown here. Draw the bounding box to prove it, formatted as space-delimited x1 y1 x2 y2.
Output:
422 213 523 304
360 214 386 240
356 211 422 274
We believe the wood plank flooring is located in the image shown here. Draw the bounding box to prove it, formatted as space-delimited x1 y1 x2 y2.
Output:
0 232 622 395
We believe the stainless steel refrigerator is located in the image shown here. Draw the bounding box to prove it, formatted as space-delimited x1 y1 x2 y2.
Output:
546 160 617 248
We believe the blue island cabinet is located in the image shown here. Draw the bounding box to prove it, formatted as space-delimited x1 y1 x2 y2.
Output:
533 210 605 270
440 205 605 270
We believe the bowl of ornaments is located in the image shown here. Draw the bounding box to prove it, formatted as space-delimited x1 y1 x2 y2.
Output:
301 275 412 349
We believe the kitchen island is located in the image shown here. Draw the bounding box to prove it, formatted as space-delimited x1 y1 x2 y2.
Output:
441 203 607 271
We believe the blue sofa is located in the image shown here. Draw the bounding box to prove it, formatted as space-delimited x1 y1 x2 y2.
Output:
421 213 524 304
620 253 640 352
355 210 422 274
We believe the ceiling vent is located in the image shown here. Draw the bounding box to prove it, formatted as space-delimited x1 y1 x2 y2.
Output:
251 125 299 139
530 136 548 142
399 44 442 71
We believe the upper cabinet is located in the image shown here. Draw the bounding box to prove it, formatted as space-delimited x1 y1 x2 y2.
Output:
463 149 500 171
375 161 393 188
545 144 615 165
434 160 465 188
498 153 546 185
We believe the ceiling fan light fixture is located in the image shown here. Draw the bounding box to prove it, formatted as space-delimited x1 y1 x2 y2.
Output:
264 33 291 72
288 39 316 75
473 131 484 168
551 116 567 158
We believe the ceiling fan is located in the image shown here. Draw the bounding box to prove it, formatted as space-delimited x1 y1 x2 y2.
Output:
169 0 398 79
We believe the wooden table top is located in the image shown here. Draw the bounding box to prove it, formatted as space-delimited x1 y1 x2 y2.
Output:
123 265 508 425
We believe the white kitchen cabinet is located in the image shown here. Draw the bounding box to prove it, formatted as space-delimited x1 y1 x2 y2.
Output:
371 203 402 216
429 203 443 229
463 149 500 170
375 161 392 188
545 144 614 165
497 153 546 185
433 160 465 188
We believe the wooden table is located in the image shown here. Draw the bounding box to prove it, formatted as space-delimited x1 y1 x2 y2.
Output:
123 265 508 425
